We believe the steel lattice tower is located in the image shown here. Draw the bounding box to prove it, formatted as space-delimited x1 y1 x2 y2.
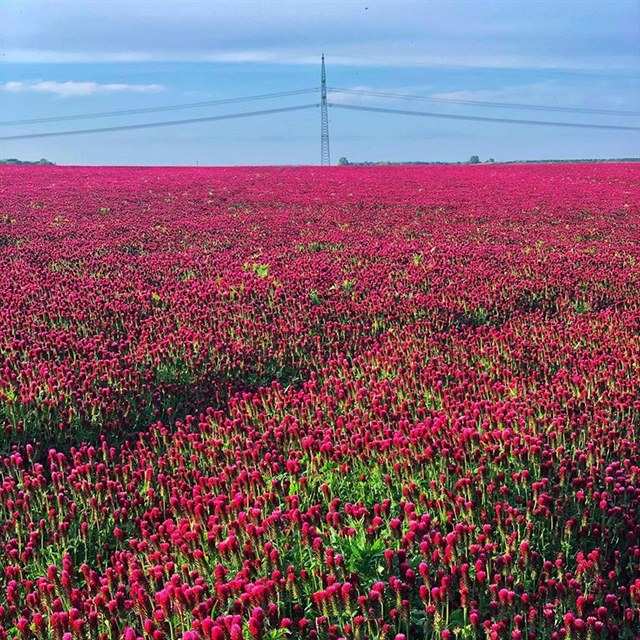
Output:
320 54 331 166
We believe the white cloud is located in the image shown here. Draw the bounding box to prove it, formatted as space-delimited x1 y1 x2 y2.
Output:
428 81 635 110
3 80 165 97
3 48 639 74
430 84 563 103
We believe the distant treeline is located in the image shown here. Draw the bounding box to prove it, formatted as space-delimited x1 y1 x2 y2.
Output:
339 157 640 166
497 158 639 165
1 158 56 165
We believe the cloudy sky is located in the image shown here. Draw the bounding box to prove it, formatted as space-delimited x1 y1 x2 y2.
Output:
1 0 639 165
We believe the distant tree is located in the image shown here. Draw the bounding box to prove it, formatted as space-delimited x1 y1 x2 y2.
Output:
469 155 480 164
0 157 55 165
486 158 495 163
337 156 350 166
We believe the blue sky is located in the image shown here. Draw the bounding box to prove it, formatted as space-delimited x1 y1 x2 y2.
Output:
1 0 639 165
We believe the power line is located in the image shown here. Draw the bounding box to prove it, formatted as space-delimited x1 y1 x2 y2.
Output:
0 104 319 140
330 87 640 117
324 52 640 80
0 88 320 126
4 101 634 143
329 103 640 131
2 55 637 154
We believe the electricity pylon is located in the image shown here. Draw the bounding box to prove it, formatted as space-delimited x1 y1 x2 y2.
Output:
320 54 331 166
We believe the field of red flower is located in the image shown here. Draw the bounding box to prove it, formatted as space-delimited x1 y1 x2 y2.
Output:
0 164 639 640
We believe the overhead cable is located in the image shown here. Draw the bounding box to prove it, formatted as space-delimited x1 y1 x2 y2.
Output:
1 88 320 126
324 53 640 79
329 103 640 131
330 88 640 117
0 104 320 140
